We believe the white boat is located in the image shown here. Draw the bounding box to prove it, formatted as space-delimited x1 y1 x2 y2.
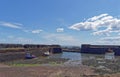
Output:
43 51 50 56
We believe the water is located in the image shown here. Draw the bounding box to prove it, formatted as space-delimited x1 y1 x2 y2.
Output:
48 52 82 66
48 52 115 66
49 52 115 60
49 52 81 60
105 52 115 60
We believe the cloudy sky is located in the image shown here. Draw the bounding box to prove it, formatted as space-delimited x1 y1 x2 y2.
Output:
0 0 120 46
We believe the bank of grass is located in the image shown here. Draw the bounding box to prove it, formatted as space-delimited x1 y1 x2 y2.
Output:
0 48 24 50
11 63 40 67
8 61 63 67
4 57 68 67
0 48 25 53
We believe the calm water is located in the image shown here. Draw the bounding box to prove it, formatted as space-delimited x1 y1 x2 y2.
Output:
49 52 115 60
48 52 115 66
49 52 81 60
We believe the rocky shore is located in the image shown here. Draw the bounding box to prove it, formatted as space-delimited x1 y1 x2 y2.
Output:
82 57 120 75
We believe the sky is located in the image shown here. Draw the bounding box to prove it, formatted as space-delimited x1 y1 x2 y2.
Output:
0 0 120 46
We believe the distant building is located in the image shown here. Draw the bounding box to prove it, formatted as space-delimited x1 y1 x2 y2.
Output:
81 44 120 55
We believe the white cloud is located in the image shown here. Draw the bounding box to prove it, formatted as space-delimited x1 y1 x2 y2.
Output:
69 13 120 36
92 27 112 36
0 21 22 29
0 21 33 34
56 28 64 32
43 33 81 45
44 34 75 42
0 21 43 34
15 37 33 43
7 36 33 44
0 36 34 44
32 29 43 34
101 36 120 41
95 36 120 45
87 14 108 21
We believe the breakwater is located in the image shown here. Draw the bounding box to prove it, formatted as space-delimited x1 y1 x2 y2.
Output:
81 44 120 55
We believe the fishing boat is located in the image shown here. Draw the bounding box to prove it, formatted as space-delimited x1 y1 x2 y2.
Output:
25 53 36 59
43 51 50 56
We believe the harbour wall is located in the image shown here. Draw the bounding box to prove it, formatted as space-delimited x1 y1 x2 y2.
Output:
81 44 120 55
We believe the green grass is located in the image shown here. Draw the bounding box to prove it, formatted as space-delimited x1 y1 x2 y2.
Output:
11 63 40 67
48 62 63 66
8 62 61 67
3 56 68 67
0 48 24 50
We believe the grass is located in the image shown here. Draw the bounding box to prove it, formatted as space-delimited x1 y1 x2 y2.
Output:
0 48 24 50
3 57 68 67
0 48 25 53
48 62 63 66
6 62 62 67
9 61 64 67
10 63 40 67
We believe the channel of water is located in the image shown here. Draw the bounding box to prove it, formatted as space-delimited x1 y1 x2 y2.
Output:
48 52 116 66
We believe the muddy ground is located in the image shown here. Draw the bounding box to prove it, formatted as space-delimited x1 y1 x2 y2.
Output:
0 64 120 77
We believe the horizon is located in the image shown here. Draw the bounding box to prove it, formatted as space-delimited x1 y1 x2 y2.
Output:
0 0 120 46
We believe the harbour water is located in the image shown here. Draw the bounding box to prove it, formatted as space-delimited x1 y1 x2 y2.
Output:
48 51 116 66
49 51 115 60
48 52 81 60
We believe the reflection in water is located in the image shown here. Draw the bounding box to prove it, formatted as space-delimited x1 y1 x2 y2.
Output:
49 52 81 61
62 52 82 66
61 52 81 61
48 52 115 66
48 52 82 66
105 52 115 60
48 53 63 59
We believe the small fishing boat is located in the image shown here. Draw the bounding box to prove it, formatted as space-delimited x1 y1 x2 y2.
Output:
25 53 36 59
43 51 50 56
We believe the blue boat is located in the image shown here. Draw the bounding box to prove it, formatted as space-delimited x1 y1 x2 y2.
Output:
25 53 36 59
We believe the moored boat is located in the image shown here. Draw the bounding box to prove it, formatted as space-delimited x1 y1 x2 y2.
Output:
25 53 36 59
43 51 50 56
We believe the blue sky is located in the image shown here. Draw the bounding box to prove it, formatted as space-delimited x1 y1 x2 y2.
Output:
0 0 120 46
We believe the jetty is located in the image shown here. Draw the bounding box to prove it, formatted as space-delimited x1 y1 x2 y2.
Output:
81 44 120 55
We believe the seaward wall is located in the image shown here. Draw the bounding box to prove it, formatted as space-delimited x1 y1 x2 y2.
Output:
81 44 120 55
